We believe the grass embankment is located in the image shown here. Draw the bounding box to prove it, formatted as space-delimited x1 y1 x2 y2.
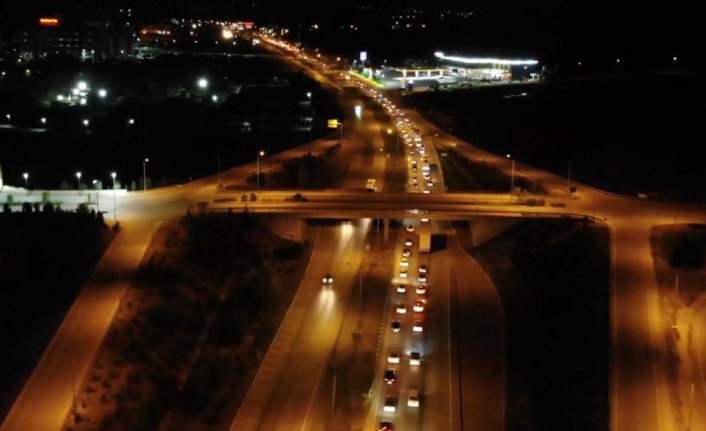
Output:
0 205 111 419
66 213 312 431
438 148 546 194
466 218 609 431
245 143 346 189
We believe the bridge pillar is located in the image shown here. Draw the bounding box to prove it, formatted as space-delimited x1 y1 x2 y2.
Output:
383 218 390 242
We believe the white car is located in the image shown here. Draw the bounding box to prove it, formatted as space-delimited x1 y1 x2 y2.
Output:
418 274 427 283
404 239 413 247
409 351 421 365
396 284 407 293
387 351 401 364
419 265 428 274
423 189 430 194
400 269 408 279
413 320 424 332
400 258 410 267
402 248 411 257
406 225 415 232
407 390 420 408
416 285 427 295
396 304 407 314
384 397 398 412
413 300 425 313
322 273 333 284
391 320 401 332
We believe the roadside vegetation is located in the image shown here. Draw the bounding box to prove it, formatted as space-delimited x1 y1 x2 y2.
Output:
245 143 344 189
466 218 609 431
0 204 111 419
650 223 706 427
66 213 312 431
439 147 546 194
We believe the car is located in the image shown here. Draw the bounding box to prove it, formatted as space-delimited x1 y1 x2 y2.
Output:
407 390 420 407
427 180 434 187
384 369 396 384
380 421 394 431
418 274 428 283
423 189 430 194
410 351 421 365
416 285 427 295
404 239 413 247
413 300 425 313
402 248 411 257
322 273 333 284
421 218 429 222
406 225 415 232
413 320 424 332
384 396 398 412
391 320 401 332
411 165 418 172
411 181 419 188
399 269 408 279
387 351 401 364
396 284 407 293
419 265 428 274
396 304 407 314
400 258 409 267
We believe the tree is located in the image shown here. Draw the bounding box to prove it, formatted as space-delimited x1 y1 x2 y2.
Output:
21 202 32 213
43 202 54 213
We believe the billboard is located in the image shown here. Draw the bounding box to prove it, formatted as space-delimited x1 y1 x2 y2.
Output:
39 17 60 27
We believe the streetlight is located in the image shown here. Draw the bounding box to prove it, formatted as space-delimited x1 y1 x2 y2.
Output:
256 150 265 196
82 118 90 127
143 158 149 192
76 171 82 191
5 114 10 122
40 117 46 125
77 81 88 91
93 180 99 212
111 172 117 220
197 77 208 89
127 118 135 125
506 154 515 194
22 172 29 189
306 91 312 100
98 88 107 98
211 94 218 102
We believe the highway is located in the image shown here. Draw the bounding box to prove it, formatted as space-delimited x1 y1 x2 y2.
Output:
4 31 706 431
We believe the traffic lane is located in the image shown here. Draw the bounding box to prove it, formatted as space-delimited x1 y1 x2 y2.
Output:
421 244 452 431
1 220 159 431
611 222 673 431
448 238 505 431
257 220 369 431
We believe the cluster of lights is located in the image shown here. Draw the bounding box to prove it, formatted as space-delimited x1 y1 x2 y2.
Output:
55 80 108 106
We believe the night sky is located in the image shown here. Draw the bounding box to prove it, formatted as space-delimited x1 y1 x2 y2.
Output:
0 0 701 67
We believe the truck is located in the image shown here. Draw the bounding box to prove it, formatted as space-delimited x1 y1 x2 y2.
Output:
419 220 431 252
366 178 377 192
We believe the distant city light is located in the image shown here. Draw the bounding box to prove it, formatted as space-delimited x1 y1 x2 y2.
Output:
77 81 88 91
128 118 135 125
82 119 89 126
79 98 87 105
197 77 208 89
98 88 107 98
72 88 80 96
211 94 218 102
673 56 678 62
616 58 621 63
57 94 64 101
222 29 234 39
40 117 46 124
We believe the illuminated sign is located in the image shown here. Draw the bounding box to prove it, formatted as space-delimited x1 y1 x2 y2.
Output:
39 17 60 27
327 119 339 128
360 51 367 62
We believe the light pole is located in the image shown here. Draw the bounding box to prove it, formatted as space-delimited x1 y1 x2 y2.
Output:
111 172 117 221
92 179 99 212
506 153 515 194
22 172 28 189
256 150 265 196
76 171 82 192
142 158 149 192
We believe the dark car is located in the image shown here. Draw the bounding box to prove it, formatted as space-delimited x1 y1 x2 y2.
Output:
383 369 396 384
380 421 394 431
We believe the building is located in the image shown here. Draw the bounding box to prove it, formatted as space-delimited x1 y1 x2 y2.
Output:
434 52 539 82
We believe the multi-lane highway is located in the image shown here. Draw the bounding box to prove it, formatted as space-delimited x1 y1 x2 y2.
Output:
4 31 706 431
